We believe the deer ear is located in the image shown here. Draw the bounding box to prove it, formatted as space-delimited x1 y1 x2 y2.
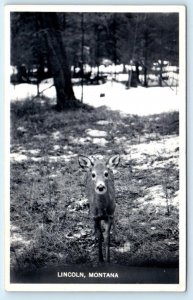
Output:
89 155 95 166
79 155 92 170
107 155 120 168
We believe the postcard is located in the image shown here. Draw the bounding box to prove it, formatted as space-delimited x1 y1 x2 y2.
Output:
4 5 186 292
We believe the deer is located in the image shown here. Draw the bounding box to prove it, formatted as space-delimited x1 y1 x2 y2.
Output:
78 154 120 263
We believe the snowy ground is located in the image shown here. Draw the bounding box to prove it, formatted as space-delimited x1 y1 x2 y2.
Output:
10 79 179 116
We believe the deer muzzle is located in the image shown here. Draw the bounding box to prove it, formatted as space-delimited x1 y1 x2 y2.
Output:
95 182 107 194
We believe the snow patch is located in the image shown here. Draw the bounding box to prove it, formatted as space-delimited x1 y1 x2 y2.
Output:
11 153 28 162
92 138 107 146
53 145 60 151
11 225 31 246
52 131 62 140
48 154 77 163
137 185 179 208
11 80 179 116
132 135 179 157
122 135 178 173
96 120 111 125
28 149 40 155
73 82 179 116
17 126 27 133
116 241 131 253
69 136 92 144
86 129 107 137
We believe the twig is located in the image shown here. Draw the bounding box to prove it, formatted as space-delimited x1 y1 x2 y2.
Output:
31 84 54 100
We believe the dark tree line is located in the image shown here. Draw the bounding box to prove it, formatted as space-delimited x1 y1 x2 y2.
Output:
11 12 179 110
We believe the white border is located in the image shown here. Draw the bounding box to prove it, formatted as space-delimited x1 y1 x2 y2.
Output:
4 5 186 13
4 5 186 292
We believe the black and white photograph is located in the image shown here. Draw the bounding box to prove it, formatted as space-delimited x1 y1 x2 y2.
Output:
5 5 186 292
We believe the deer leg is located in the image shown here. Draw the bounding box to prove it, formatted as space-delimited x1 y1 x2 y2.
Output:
104 217 113 263
94 219 104 263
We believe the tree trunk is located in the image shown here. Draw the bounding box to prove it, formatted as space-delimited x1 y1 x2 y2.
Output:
38 13 76 110
113 14 117 80
81 13 84 102
144 65 148 87
158 60 163 87
144 31 149 88
135 61 140 84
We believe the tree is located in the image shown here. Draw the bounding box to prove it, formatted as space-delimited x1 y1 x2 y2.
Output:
11 12 77 110
37 13 76 110
129 13 179 87
11 11 179 106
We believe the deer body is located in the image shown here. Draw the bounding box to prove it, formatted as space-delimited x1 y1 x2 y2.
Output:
79 155 120 263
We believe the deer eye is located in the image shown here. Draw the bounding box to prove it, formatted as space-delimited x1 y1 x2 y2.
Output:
92 172 96 179
104 171 108 178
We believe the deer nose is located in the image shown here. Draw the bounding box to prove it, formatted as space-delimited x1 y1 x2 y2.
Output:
96 183 106 192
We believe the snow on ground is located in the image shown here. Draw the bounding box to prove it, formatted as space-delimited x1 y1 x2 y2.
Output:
10 79 179 116
73 81 179 116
